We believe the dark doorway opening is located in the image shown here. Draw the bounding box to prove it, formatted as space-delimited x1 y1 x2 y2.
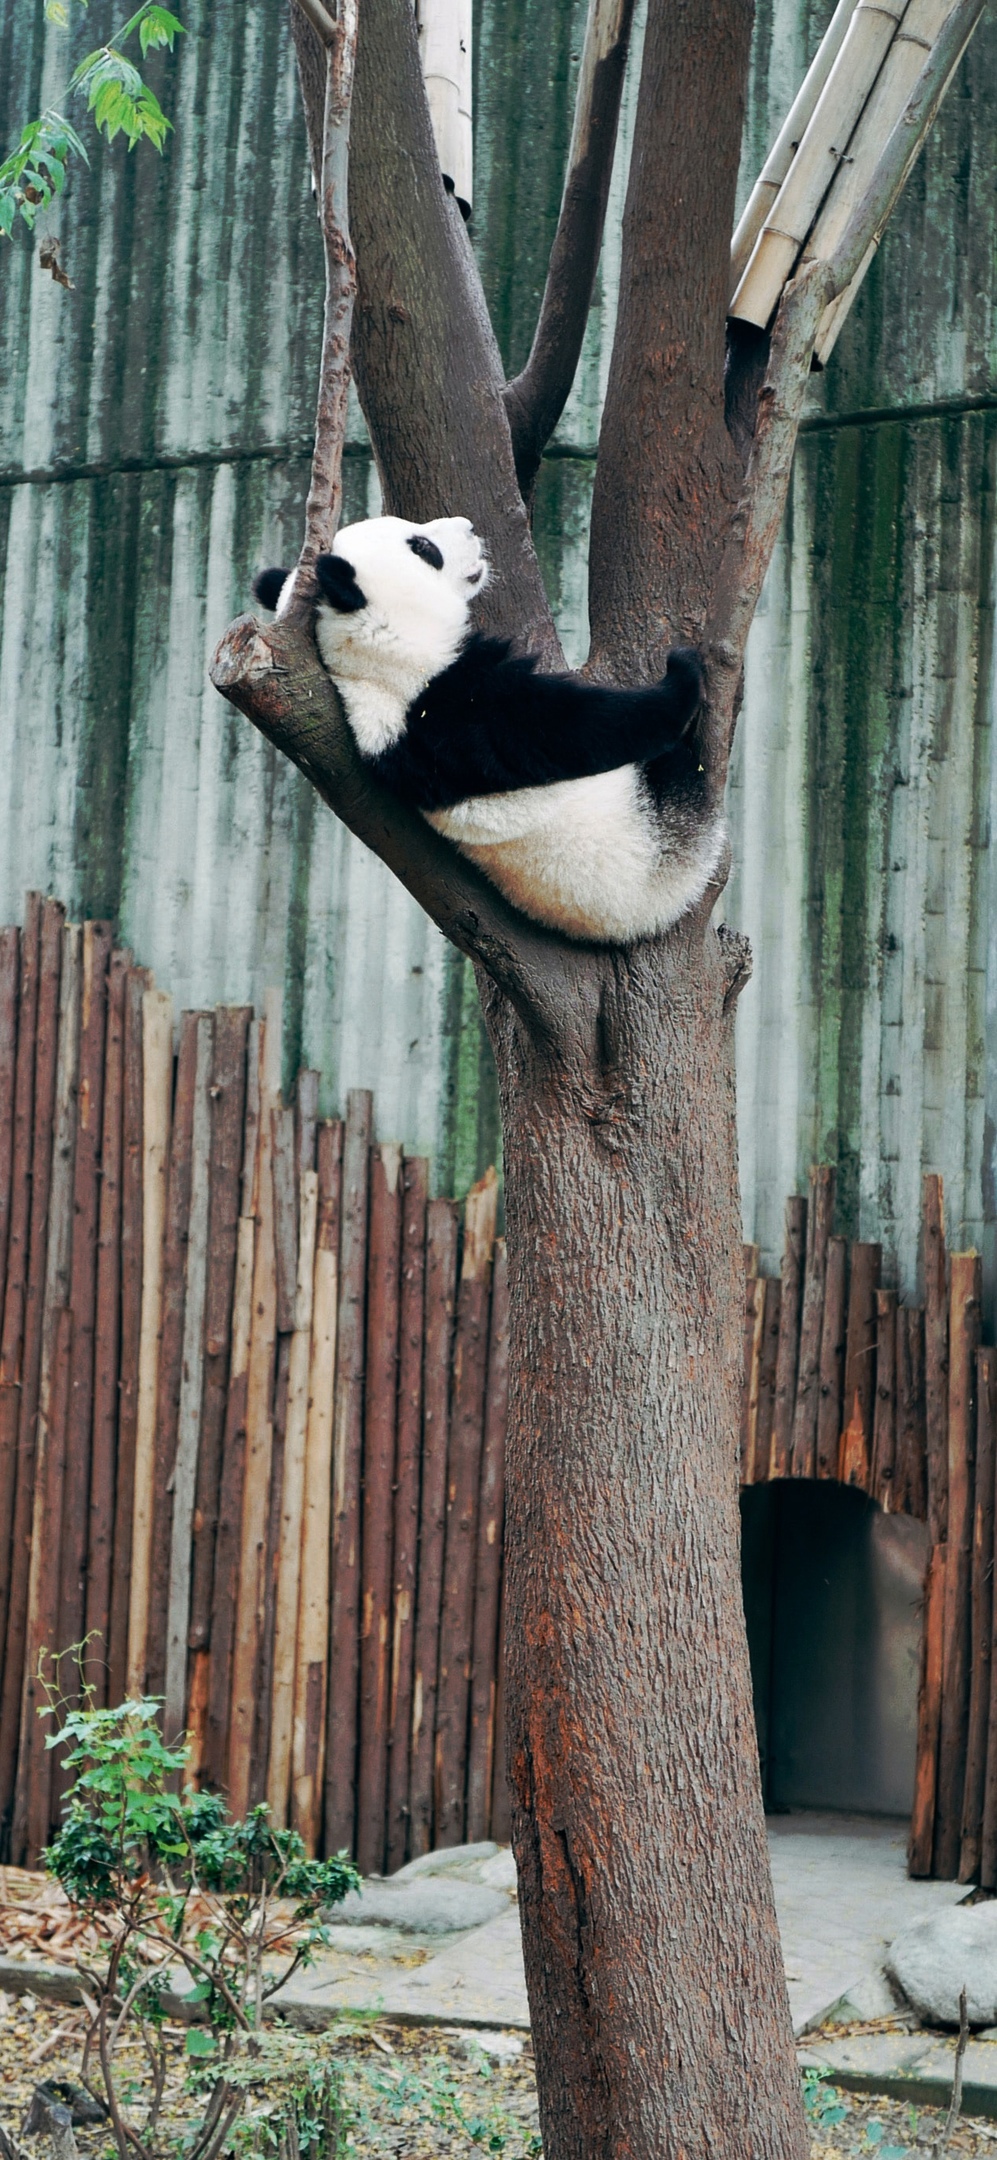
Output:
740 1481 928 1816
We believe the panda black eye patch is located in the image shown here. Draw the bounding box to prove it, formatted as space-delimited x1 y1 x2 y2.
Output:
407 535 445 570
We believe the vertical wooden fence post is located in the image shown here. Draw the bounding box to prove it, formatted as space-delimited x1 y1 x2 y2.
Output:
385 1155 428 1872
791 1165 835 1478
467 1235 509 1841
127 986 174 1698
839 1243 881 1487
58 922 112 1682
909 1543 946 1877
85 948 129 1701
357 1143 404 1874
871 1288 897 1510
107 967 149 1705
325 1088 372 1858
753 1277 781 1482
147 1012 200 1700
268 1165 319 1824
924 1173 949 1544
935 1250 982 1878
895 1307 928 1522
435 1168 498 1847
0 896 40 1695
816 1236 848 1479
770 1195 806 1478
961 1344 996 1882
164 1013 214 1742
409 1197 459 1855
228 991 282 1820
188 1008 251 1663
292 1119 343 1850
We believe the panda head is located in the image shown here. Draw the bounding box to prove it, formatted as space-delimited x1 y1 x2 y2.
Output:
253 515 488 752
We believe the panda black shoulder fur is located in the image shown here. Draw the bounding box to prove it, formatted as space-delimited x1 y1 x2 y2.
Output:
253 515 725 945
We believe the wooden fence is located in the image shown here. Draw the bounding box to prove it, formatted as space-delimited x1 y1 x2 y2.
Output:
0 895 991 1884
740 1167 997 1887
0 897 510 1872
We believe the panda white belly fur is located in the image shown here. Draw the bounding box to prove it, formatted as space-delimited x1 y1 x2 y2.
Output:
428 766 726 944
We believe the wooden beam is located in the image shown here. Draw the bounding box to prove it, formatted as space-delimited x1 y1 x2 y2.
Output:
935 1250 982 1878
924 1173 949 1544
126 985 173 1697
357 1143 403 1874
107 966 150 1706
769 1195 807 1478
816 1237 848 1479
909 1542 946 1877
268 1166 319 1824
84 948 129 1703
164 1013 214 1742
871 1289 897 1511
409 1197 459 1855
792 1165 836 1478
188 1007 251 1655
467 1236 509 1841
435 1169 498 1846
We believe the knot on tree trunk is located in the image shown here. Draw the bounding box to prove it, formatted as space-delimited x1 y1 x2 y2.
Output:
717 923 753 1011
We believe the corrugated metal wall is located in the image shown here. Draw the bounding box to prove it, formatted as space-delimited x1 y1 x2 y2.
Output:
1 0 996 1296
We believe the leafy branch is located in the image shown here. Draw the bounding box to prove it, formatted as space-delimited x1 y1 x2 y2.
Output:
0 0 183 240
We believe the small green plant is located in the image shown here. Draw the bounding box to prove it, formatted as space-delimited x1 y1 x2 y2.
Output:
1 2 184 242
801 2064 848 2130
344 2042 542 2157
38 1654 359 2160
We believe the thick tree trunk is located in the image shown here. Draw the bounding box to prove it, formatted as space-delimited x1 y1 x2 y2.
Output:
479 922 804 2158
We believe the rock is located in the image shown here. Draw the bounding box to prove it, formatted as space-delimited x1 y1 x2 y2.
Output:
444 2026 524 2061
327 1878 508 1934
478 1849 517 1892
22 2089 79 2160
391 1842 498 1882
886 1903 997 2026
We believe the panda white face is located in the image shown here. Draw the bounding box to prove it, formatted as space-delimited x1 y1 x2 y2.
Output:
310 515 489 757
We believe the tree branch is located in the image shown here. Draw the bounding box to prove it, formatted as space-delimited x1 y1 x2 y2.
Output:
503 0 637 502
709 258 831 686
587 0 755 676
209 615 592 1044
298 0 358 573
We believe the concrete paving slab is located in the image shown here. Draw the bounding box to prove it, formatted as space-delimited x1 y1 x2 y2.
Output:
274 1907 530 2031
767 1813 966 2035
800 2029 997 2120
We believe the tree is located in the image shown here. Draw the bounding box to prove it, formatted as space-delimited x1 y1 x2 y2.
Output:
210 0 984 2150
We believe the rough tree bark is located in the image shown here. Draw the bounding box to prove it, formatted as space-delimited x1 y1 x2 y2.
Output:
210 0 965 2148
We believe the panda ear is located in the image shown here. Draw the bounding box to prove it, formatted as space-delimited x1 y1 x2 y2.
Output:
253 568 290 611
315 553 367 613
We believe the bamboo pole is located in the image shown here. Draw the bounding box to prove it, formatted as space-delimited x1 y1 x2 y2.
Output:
0 926 20 1343
409 1197 459 1855
126 986 174 1698
895 1306 928 1521
816 1236 848 1478
730 0 910 329
204 1018 262 1792
356 1142 403 1874
806 0 975 361
164 1013 214 1742
435 1168 498 1847
792 1165 836 1478
909 1541 946 1876
0 900 65 1829
268 1166 319 1824
324 1088 373 1859
84 948 129 1702
467 1235 509 1842
838 1242 881 1488
292 1119 343 1851
769 1195 807 1477
0 895 40 1676
147 1012 200 1699
107 966 150 1706
960 1345 996 1883
228 990 282 1820
730 0 861 288
753 1277 782 1482
871 1288 898 1510
924 1172 949 1543
189 1008 251 1653
935 1250 981 1879
13 918 81 1862
740 1273 766 1485
386 1154 428 1873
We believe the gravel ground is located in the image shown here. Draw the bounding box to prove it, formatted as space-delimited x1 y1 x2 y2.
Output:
3 1991 997 2154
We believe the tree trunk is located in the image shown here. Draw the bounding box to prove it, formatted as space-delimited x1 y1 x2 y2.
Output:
480 921 803 2157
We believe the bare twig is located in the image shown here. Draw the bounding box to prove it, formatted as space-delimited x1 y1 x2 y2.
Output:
294 0 336 46
504 0 637 498
827 0 987 298
935 1983 970 2156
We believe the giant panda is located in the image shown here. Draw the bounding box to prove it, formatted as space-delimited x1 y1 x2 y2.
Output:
252 515 725 945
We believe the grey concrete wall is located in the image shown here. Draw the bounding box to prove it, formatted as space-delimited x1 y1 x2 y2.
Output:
1 0 996 1293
